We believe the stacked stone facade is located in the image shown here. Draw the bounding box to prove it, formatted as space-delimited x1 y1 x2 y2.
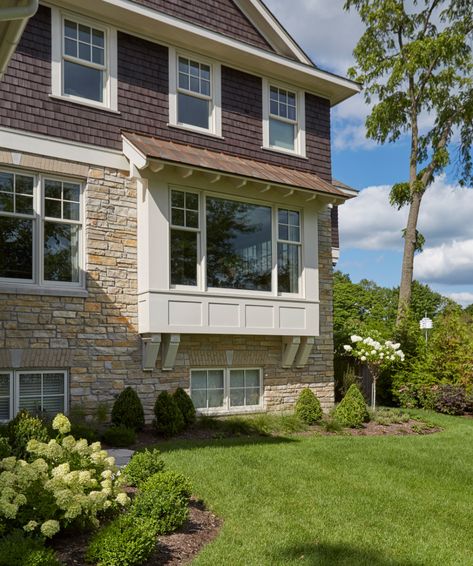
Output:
0 156 335 421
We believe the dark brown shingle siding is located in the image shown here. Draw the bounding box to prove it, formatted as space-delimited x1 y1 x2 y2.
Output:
130 0 275 52
0 6 331 181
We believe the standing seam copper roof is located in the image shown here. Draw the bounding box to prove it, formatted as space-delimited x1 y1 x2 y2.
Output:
123 132 350 199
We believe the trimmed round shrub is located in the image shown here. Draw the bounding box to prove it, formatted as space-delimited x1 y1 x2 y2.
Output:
102 425 136 447
86 513 158 566
111 387 145 431
70 422 99 443
7 410 49 459
153 391 185 436
295 388 323 424
123 449 165 487
131 487 188 535
173 388 196 427
0 531 61 566
142 471 192 502
333 384 369 428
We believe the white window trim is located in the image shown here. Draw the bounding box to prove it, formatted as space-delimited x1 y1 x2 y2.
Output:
190 368 264 415
168 186 304 298
0 168 86 291
0 370 68 422
262 78 306 158
168 47 222 137
51 7 118 112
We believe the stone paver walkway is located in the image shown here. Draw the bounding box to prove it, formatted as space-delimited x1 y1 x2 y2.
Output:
107 448 134 467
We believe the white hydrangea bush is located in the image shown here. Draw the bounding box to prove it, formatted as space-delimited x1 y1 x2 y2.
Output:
0 414 130 538
344 335 405 408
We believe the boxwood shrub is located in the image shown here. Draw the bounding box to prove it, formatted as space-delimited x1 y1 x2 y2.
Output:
0 531 61 566
141 470 192 502
153 391 184 436
123 449 165 487
130 487 188 535
295 388 323 424
333 384 369 428
111 387 145 431
86 514 158 566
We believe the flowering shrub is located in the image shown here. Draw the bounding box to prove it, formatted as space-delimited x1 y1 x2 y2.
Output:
0 414 130 538
344 335 405 408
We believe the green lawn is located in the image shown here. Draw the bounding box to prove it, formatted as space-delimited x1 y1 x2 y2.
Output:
154 412 473 566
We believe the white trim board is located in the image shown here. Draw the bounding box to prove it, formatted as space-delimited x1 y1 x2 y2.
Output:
0 127 129 170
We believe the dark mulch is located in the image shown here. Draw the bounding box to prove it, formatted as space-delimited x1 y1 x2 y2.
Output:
295 419 441 437
51 498 222 566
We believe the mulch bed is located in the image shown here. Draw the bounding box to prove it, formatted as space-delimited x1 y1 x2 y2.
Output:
302 419 442 437
51 498 222 566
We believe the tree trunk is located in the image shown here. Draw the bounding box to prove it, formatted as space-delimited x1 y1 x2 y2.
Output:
397 190 423 325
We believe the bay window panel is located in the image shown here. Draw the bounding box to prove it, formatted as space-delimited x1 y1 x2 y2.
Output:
206 197 272 291
44 222 80 283
278 243 300 294
170 229 198 286
0 217 33 280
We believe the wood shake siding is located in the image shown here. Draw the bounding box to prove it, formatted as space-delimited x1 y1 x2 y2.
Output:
0 5 331 181
130 0 275 52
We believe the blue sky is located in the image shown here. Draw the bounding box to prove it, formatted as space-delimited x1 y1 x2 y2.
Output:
265 0 473 307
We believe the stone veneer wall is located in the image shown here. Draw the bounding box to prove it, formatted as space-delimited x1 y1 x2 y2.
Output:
0 161 334 421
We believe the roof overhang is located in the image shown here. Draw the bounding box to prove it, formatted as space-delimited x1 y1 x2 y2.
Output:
0 0 39 80
47 0 361 106
122 133 354 205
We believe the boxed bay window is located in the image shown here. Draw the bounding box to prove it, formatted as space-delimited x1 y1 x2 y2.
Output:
190 368 262 412
169 188 302 296
0 370 68 422
0 169 83 289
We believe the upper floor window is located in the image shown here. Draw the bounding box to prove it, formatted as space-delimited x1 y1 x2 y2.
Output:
51 8 117 110
169 189 302 296
169 48 222 136
0 169 84 289
263 79 306 157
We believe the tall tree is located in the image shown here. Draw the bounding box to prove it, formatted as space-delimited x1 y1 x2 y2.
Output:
345 0 473 324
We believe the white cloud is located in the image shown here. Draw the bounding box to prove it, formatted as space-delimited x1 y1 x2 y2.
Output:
447 292 473 307
339 176 473 287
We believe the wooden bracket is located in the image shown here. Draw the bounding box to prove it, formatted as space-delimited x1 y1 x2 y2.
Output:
142 334 161 371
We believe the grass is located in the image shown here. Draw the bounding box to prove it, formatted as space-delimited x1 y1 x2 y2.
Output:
154 411 473 565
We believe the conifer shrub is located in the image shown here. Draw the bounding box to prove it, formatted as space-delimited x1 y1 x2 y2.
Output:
111 387 145 431
173 388 196 427
102 425 136 448
86 514 158 566
153 392 184 436
295 388 323 424
333 384 370 428
7 410 49 459
123 449 166 487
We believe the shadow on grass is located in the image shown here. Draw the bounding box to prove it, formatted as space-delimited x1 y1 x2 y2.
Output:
271 542 421 566
143 434 299 453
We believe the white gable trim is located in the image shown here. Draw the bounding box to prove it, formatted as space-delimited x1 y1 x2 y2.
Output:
233 0 313 65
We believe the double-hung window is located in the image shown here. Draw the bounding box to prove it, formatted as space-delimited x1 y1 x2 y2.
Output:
190 368 262 412
169 189 302 296
263 80 306 156
0 370 68 422
169 48 222 136
51 8 117 110
0 169 83 289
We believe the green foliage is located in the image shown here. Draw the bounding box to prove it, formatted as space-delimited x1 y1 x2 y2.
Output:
321 417 343 433
0 531 61 566
102 426 136 448
7 410 50 459
86 513 158 566
0 437 11 459
173 388 196 427
69 423 99 444
295 388 323 424
141 471 192 501
372 408 410 425
111 387 145 431
130 484 188 535
333 385 370 428
198 413 307 436
123 449 165 487
153 391 185 436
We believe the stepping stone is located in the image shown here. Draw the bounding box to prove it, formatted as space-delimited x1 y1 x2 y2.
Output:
107 448 134 467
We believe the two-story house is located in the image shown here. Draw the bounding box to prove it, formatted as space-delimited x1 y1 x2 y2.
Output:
0 0 359 421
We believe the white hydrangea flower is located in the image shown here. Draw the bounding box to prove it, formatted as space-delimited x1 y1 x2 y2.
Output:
351 335 362 343
23 520 38 532
41 520 60 538
116 492 130 506
343 345 352 351
361 356 367 361
52 414 71 435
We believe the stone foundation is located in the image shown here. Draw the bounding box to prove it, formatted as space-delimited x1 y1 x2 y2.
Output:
0 159 335 421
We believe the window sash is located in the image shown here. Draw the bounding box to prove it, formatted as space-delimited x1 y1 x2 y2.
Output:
0 373 13 422
190 368 262 411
